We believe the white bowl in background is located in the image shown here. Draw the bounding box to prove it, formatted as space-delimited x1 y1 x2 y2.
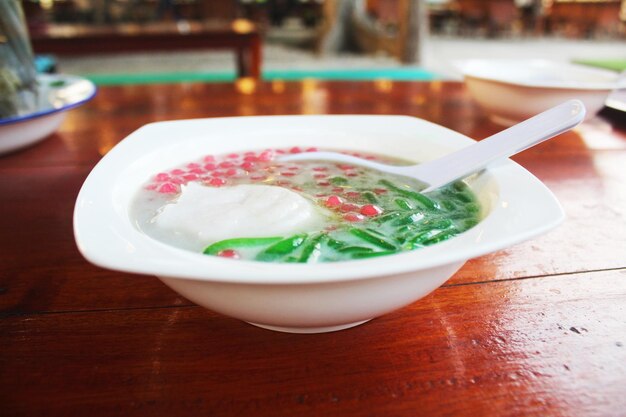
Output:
457 59 624 126
74 115 564 333
0 74 96 156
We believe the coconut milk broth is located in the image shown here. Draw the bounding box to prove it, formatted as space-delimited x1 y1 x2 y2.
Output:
130 147 482 261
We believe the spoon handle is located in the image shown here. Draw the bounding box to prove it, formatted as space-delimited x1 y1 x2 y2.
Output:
413 99 586 192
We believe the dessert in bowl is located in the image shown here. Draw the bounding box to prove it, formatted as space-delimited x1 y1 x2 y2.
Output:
74 115 564 333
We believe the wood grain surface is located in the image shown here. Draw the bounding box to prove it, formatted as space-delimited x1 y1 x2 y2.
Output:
1 80 625 417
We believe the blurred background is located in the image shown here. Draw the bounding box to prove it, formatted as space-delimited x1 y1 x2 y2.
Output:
17 0 626 84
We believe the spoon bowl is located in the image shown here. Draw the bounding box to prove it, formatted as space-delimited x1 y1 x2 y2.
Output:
281 100 585 192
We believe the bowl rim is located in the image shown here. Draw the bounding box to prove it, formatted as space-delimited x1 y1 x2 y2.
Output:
73 114 565 285
0 74 97 126
456 59 624 91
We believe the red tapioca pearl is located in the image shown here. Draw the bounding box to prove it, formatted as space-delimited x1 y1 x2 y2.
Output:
227 153 240 159
189 168 205 175
360 204 383 217
313 173 327 179
240 161 255 171
315 193 328 198
203 155 216 162
155 173 171 182
280 172 296 177
332 187 344 194
171 169 185 175
158 183 178 194
305 147 319 152
210 170 225 177
182 174 199 181
250 175 267 181
275 149 286 154
317 181 331 187
346 191 361 199
208 178 226 187
343 213 365 222
224 169 238 177
170 177 185 185
203 163 217 171
258 151 274 161
287 166 299 171
218 161 234 169
338 165 354 170
289 147 303 154
339 203 360 213
346 172 359 177
325 195 343 208
312 167 328 172
374 188 388 195
217 249 239 259
243 155 258 162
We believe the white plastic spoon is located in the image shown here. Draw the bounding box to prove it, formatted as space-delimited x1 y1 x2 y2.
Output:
281 99 586 193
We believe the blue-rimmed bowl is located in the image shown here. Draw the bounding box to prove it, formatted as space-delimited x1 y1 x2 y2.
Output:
0 74 96 155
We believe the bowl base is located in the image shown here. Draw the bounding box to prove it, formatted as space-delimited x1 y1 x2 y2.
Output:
247 319 371 334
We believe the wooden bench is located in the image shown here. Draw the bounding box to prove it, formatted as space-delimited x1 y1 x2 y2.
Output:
29 20 262 79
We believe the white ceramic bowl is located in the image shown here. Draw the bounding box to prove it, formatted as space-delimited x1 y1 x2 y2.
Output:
0 74 96 155
458 59 624 126
74 115 564 333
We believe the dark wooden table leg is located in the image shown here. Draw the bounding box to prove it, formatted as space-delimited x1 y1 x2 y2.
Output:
236 34 262 79
249 34 262 79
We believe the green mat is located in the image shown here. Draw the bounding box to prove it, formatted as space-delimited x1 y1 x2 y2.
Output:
573 59 626 72
85 67 439 86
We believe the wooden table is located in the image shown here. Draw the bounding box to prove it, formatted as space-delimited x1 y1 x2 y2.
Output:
1 80 625 416
449 0 519 35
543 0 624 37
29 21 262 78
